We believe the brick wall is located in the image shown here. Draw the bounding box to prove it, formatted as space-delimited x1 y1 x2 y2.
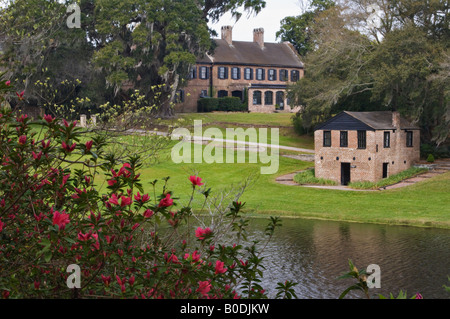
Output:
174 65 304 113
315 129 420 184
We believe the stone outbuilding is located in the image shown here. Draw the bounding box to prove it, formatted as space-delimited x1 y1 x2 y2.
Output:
314 111 420 185
174 26 304 113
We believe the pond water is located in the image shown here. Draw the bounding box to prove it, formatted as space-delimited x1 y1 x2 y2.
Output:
244 218 450 299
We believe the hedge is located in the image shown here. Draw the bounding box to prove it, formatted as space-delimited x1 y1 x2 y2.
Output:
198 97 247 113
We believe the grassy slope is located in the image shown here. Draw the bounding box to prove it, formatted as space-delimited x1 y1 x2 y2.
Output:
99 142 450 229
31 114 448 229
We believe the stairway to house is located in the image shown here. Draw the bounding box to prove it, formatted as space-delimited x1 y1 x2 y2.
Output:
433 159 450 171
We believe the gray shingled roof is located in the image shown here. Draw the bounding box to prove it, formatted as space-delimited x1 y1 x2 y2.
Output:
345 111 420 130
198 39 304 68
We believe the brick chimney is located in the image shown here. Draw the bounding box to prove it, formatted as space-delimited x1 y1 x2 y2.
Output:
392 111 401 129
221 26 233 46
253 28 264 48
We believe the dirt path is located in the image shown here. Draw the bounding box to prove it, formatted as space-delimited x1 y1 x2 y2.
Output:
275 158 450 191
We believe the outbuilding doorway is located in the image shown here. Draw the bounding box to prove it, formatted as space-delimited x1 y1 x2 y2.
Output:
341 163 351 186
383 163 389 179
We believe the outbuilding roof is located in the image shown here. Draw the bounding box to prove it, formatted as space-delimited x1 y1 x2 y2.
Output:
315 111 420 131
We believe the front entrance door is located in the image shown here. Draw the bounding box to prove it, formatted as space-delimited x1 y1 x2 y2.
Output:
383 163 389 179
341 163 351 186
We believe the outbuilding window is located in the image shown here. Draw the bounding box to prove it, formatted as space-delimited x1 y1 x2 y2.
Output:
340 131 348 147
323 131 331 147
358 130 366 149
406 131 413 147
384 132 390 148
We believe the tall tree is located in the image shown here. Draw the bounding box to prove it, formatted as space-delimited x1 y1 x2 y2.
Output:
86 0 267 118
0 0 107 114
289 0 449 147
276 0 335 56
1 0 267 118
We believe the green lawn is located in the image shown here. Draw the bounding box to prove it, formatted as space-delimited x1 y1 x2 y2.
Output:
174 112 296 127
31 116 450 229
96 141 450 229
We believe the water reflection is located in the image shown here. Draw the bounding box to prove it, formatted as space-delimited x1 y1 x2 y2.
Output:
245 218 450 299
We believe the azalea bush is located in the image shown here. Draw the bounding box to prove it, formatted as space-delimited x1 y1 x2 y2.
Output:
0 80 293 299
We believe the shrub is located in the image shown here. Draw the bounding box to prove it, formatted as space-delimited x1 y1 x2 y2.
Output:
293 169 338 186
292 113 307 136
197 98 219 112
348 167 428 190
0 106 295 299
198 97 246 113
218 97 245 112
0 76 296 299
427 154 435 163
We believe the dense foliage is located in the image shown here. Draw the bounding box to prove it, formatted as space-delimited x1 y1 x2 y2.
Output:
198 97 247 112
0 78 299 299
286 0 449 149
0 0 266 118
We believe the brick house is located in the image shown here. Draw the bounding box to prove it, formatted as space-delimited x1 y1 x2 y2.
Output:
314 111 420 185
174 26 304 113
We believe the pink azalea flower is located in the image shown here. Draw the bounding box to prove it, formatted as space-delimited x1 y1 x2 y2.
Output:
16 91 24 100
192 250 201 263
189 175 204 186
32 151 42 160
62 141 76 152
0 219 5 232
143 209 154 218
77 231 91 241
129 276 135 286
215 260 227 275
158 193 173 208
101 275 111 287
43 114 54 123
134 192 150 203
5 80 10 86
196 281 211 297
18 135 26 145
109 194 119 205
85 140 93 151
120 196 132 207
195 227 212 240
52 210 70 231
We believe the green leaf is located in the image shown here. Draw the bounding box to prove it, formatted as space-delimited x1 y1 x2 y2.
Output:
44 251 52 263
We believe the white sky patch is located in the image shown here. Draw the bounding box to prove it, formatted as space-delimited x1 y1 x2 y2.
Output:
208 0 306 43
